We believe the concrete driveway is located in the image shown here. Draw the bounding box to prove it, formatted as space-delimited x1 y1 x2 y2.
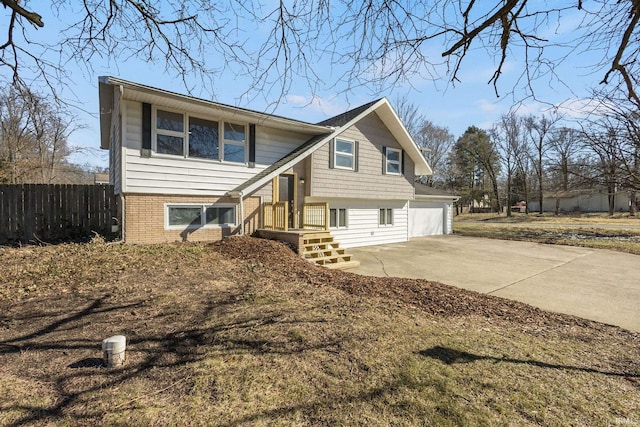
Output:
349 236 640 332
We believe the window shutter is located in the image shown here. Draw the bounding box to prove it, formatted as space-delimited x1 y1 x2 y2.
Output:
329 139 335 169
142 103 152 150
354 140 359 172
402 150 406 175
248 124 256 168
382 146 387 175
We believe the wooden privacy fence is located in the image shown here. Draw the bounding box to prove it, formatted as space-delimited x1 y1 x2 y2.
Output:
0 184 119 244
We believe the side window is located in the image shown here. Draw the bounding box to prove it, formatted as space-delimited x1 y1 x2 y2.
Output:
384 147 402 175
222 122 246 163
156 109 185 156
379 208 393 226
329 208 348 228
334 139 354 170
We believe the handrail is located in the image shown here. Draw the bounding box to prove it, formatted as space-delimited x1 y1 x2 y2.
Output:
262 201 288 231
302 202 329 230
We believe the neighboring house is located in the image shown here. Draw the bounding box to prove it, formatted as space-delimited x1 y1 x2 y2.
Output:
528 189 635 213
98 77 434 250
94 173 110 185
410 184 459 237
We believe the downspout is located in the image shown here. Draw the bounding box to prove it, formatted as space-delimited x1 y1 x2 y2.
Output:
107 193 125 245
120 193 126 242
239 192 245 236
108 84 126 245
227 190 245 235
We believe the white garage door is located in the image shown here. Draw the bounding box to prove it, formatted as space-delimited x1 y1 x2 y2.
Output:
409 201 444 237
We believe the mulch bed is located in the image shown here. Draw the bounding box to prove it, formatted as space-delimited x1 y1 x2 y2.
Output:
212 236 634 339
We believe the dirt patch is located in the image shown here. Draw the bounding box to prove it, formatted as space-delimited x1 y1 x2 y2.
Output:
1 236 638 426
213 237 621 334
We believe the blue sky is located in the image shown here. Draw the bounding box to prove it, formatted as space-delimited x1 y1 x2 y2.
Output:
20 2 607 169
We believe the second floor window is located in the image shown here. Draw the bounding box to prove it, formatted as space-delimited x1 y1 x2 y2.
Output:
188 117 219 160
385 147 402 175
334 139 354 170
156 109 185 156
154 108 246 163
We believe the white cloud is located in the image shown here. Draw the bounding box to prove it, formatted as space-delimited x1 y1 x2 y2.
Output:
475 98 501 113
284 94 347 119
554 97 614 119
511 101 547 116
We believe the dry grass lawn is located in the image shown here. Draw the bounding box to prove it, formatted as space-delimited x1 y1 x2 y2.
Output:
455 213 640 255
0 237 638 426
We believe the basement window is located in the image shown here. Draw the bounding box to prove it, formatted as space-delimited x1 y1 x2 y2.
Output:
166 204 236 229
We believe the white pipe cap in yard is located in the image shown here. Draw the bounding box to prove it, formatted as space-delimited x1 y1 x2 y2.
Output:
102 335 126 368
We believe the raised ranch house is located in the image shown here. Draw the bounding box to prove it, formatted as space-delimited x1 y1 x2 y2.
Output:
99 77 449 267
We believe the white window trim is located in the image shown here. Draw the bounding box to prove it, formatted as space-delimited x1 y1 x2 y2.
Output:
334 138 355 171
379 208 394 227
165 203 237 230
385 147 402 175
329 207 348 229
152 106 247 164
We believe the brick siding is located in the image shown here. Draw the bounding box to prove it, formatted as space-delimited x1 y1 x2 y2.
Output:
124 194 260 243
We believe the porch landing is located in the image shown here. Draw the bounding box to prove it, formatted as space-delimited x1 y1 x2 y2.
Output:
256 229 360 270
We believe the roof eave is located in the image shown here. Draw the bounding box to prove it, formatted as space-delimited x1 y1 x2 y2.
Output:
99 76 332 135
415 194 460 201
373 100 433 176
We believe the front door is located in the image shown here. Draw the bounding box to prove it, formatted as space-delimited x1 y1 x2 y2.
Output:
278 174 295 229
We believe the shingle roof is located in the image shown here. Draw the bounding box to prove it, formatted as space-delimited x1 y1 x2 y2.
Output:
317 99 382 127
414 182 459 198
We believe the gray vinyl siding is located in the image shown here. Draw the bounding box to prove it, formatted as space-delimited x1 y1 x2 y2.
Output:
310 112 415 200
252 180 272 201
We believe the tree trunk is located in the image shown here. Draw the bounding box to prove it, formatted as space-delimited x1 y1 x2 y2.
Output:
630 191 637 216
506 169 512 217
608 185 615 216
538 155 543 214
523 179 529 214
555 197 560 215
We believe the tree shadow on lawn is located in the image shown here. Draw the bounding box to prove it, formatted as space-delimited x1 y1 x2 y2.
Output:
0 290 342 426
418 345 639 378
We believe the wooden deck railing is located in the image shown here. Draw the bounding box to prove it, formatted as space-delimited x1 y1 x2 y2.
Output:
262 201 288 231
263 201 329 231
302 202 329 230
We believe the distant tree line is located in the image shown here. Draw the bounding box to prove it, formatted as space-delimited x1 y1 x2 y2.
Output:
397 91 640 217
0 88 100 184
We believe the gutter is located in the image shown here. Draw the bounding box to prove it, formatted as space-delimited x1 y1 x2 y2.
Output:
99 76 333 135
415 195 461 202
